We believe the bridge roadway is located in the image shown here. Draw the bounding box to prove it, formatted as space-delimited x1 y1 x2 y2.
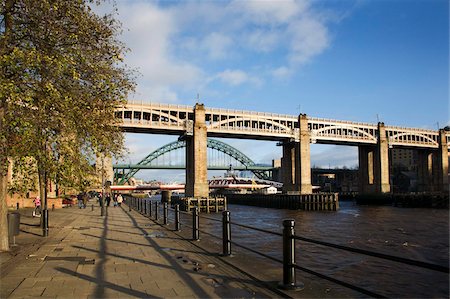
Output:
117 101 450 148
111 102 449 197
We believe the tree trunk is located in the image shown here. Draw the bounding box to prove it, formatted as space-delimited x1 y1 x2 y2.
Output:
0 160 9 251
0 0 16 252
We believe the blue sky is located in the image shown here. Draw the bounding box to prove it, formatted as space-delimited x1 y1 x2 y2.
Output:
100 0 449 182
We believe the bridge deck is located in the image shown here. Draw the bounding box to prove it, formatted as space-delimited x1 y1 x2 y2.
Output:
116 102 450 148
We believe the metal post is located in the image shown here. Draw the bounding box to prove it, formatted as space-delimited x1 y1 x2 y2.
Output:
278 219 303 290
16 202 19 210
91 204 94 211
193 207 199 241
149 200 152 217
175 204 180 231
42 172 49 237
129 198 131 211
101 156 105 217
222 210 231 256
163 202 168 225
144 199 147 215
154 201 158 220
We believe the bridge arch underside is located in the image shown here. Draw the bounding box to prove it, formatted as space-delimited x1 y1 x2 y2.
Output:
116 138 272 185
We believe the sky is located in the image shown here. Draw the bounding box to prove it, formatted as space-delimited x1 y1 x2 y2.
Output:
98 0 449 182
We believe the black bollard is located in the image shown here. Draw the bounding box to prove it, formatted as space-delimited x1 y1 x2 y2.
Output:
52 204 55 211
42 209 49 237
278 219 303 291
154 201 158 220
129 199 132 212
91 204 94 211
164 202 169 225
149 200 152 217
144 199 147 215
222 210 231 256
193 207 199 241
16 202 19 210
175 204 180 231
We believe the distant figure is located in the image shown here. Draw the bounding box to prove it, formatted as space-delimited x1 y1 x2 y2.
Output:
117 194 123 206
106 193 111 207
33 196 41 217
98 192 103 206
82 192 88 208
77 192 84 209
113 194 118 207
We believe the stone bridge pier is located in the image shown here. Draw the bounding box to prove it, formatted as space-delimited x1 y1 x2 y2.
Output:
358 123 391 194
281 114 312 194
185 103 209 197
417 129 449 193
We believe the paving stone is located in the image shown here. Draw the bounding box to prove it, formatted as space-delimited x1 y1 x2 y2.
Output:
1 205 296 299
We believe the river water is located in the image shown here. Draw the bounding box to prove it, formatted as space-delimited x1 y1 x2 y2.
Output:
180 200 449 298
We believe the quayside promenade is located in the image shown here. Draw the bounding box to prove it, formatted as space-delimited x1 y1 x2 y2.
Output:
1 201 351 299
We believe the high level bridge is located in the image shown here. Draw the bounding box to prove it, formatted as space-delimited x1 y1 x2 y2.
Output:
113 101 449 196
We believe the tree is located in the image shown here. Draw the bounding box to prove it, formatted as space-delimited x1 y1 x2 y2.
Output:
0 0 135 250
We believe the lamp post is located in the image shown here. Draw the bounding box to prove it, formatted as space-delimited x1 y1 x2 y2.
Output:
101 155 105 216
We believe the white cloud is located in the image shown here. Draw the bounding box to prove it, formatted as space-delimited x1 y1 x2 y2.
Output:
246 30 280 53
112 2 204 101
98 0 334 101
288 17 329 65
231 0 308 24
215 69 262 87
202 33 234 60
272 66 293 79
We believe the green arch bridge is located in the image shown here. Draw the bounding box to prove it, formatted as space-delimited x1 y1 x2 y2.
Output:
114 139 273 184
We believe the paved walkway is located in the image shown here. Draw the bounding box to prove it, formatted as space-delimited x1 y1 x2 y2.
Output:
1 201 348 298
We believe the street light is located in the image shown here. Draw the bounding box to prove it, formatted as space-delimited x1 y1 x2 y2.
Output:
101 155 105 216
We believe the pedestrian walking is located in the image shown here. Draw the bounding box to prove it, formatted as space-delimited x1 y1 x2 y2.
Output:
77 192 84 209
113 194 118 207
106 193 111 207
117 194 123 206
82 192 88 208
32 196 41 217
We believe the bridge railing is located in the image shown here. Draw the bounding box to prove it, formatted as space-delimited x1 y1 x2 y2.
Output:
125 195 448 298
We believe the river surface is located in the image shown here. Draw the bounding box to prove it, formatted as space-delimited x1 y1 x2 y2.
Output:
169 199 449 298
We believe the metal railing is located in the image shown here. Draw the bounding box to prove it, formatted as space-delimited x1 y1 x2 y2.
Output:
125 196 449 298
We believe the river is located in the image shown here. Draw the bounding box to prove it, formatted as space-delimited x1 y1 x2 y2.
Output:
172 200 449 298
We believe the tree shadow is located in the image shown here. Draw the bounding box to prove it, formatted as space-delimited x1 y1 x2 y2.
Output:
55 267 160 298
121 206 211 298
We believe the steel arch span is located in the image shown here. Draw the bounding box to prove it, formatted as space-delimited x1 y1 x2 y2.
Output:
117 139 270 184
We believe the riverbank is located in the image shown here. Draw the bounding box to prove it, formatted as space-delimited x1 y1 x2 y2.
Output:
1 201 354 298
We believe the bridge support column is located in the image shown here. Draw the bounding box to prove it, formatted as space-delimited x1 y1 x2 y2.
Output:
294 114 312 194
358 123 390 194
281 142 295 193
185 103 209 198
436 130 449 193
376 123 391 193
417 150 433 192
358 145 376 193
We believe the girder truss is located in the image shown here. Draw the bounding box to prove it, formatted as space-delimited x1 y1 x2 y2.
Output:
116 102 448 149
117 138 269 185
